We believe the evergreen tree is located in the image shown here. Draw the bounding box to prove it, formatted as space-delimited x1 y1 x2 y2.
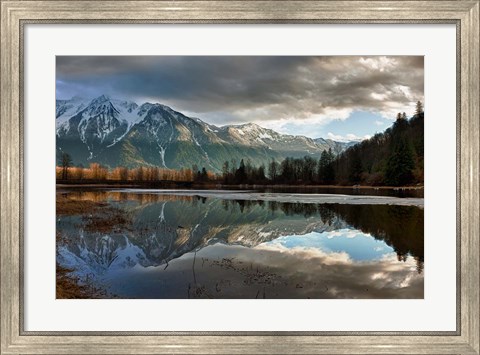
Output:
230 159 237 177
235 159 247 183
318 150 329 183
302 155 317 182
268 158 278 182
415 101 424 116
280 157 294 183
256 164 266 182
222 161 230 184
245 158 253 182
317 148 335 184
325 148 335 183
349 150 362 184
385 137 416 186
201 167 208 181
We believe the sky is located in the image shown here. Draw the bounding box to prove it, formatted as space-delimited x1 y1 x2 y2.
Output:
56 56 424 141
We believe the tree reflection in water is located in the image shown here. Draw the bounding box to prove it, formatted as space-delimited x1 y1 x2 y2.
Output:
220 198 423 273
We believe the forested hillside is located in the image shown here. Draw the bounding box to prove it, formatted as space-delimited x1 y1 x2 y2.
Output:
332 103 424 186
220 102 424 186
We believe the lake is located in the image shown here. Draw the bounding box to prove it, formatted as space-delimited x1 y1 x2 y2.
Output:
56 188 424 299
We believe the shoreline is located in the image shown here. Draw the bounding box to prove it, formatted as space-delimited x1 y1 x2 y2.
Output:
56 183 423 190
91 189 425 207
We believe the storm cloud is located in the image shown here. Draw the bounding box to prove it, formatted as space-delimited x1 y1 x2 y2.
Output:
56 56 424 130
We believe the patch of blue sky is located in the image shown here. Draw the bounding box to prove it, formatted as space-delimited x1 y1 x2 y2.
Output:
274 111 394 141
264 228 395 261
322 111 393 141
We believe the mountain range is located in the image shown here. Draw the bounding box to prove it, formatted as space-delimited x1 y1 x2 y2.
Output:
56 95 354 172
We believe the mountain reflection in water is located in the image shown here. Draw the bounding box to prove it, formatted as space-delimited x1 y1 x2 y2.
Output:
56 190 424 299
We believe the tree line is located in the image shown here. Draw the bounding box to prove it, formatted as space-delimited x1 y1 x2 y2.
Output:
220 150 335 186
56 161 214 183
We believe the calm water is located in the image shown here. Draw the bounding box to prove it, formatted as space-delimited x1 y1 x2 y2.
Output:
56 189 424 299
250 186 423 198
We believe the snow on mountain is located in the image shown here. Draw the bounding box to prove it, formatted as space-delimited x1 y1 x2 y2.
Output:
218 122 347 156
56 95 144 139
56 95 354 170
56 96 90 126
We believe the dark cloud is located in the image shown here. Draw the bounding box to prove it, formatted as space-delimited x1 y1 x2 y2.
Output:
56 56 424 126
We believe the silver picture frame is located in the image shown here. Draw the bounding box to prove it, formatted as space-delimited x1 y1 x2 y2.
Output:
1 1 478 354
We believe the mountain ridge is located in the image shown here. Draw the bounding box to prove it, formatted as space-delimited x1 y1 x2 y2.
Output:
56 95 355 172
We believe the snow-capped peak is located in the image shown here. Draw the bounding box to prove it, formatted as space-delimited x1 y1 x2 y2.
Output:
84 95 119 117
56 95 353 170
237 122 261 129
91 94 110 103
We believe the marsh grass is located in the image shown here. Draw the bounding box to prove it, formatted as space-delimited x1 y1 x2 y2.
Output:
56 264 91 299
57 194 132 234
55 264 112 299
82 208 131 234
56 194 129 297
56 194 108 216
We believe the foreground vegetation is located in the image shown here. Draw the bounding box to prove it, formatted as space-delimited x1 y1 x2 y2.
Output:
56 232 107 298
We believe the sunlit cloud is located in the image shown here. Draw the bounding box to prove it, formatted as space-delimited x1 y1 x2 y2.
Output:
256 243 353 265
233 244 423 298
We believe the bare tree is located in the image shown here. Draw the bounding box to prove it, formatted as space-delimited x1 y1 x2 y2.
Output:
59 152 72 180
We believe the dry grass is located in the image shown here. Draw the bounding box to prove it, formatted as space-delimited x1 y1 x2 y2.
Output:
56 197 124 298
82 209 131 234
56 194 108 216
56 264 104 299
57 194 131 233
56 233 112 298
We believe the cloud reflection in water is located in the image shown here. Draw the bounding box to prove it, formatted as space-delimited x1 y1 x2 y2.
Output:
260 228 395 261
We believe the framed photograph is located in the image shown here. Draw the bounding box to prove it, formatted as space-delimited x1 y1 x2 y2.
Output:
1 1 478 354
